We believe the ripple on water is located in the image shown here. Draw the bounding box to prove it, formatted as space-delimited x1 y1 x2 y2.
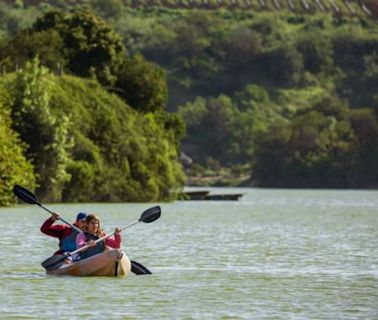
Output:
0 272 46 279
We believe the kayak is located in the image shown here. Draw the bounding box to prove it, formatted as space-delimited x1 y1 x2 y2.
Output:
46 249 131 277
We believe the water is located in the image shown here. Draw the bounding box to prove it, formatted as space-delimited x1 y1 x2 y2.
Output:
0 188 377 319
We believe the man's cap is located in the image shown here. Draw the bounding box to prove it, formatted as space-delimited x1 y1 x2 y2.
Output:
76 212 87 221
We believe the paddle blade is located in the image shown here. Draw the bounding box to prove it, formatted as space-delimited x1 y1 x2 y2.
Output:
13 185 40 205
41 254 67 271
139 206 161 223
131 260 152 275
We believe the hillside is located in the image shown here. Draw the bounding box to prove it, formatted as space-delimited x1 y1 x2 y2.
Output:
1 1 377 192
0 60 185 204
4 0 378 18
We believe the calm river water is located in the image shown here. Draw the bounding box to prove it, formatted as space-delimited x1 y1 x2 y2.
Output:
0 188 377 319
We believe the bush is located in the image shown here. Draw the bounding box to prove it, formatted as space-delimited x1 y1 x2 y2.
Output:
114 54 168 113
0 88 35 206
2 58 72 201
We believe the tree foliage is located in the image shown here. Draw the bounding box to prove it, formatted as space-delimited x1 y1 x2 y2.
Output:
2 58 73 201
32 10 126 86
0 29 66 72
0 88 35 206
1 3 378 190
0 65 185 203
252 95 359 187
179 85 279 166
114 54 168 113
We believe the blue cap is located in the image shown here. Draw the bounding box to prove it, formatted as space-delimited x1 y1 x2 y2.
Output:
76 212 87 221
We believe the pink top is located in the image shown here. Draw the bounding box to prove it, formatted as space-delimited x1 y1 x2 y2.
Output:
76 232 121 249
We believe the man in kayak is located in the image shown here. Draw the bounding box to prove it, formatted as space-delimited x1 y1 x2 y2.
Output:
40 212 88 255
76 213 121 260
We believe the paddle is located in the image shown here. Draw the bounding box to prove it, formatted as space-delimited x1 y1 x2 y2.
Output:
13 184 81 232
41 205 161 271
130 260 152 275
14 184 159 275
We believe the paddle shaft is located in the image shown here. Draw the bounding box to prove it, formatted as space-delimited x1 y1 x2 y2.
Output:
13 184 82 233
65 219 141 257
37 202 82 233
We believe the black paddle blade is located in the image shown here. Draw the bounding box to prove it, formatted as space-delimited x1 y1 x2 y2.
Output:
139 206 161 223
41 254 67 271
131 260 152 275
13 185 40 205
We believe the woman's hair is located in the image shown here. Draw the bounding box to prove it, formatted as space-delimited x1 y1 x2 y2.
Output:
85 214 103 237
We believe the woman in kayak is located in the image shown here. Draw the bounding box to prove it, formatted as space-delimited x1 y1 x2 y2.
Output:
75 213 121 260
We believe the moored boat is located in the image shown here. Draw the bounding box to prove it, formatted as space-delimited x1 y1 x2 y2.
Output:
46 249 131 277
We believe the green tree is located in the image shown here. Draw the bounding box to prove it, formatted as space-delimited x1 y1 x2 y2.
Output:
114 54 168 113
231 84 279 163
333 29 378 107
0 88 35 206
45 74 185 202
225 27 262 73
296 31 334 75
91 0 124 20
179 94 238 165
262 45 304 86
350 108 378 187
253 96 357 187
0 29 66 72
4 58 73 201
33 9 126 86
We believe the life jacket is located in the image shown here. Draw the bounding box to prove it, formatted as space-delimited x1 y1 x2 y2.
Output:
59 228 80 252
79 232 105 260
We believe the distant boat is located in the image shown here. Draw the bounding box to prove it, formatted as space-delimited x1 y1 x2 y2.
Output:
181 190 244 201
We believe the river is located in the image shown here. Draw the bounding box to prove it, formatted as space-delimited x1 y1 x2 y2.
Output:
0 188 377 319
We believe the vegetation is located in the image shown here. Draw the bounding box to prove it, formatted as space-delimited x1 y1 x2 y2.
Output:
0 8 185 205
0 87 35 205
0 59 185 204
0 1 377 207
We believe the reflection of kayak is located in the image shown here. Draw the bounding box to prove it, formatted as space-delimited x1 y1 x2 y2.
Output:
46 249 131 277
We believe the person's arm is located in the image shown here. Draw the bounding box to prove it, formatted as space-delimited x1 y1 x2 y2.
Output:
40 214 67 239
105 229 121 249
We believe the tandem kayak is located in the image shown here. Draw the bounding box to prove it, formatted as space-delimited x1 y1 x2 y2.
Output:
46 249 131 277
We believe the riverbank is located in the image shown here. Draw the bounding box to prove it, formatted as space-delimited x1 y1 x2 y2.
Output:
185 165 252 187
